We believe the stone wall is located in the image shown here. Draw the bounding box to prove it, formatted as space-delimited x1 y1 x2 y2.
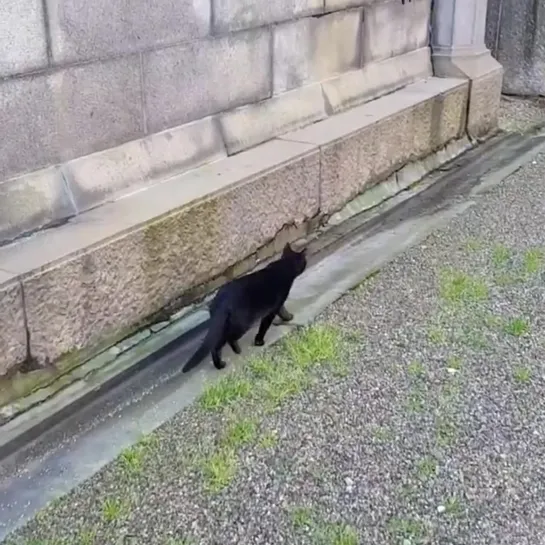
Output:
0 0 432 244
486 0 545 96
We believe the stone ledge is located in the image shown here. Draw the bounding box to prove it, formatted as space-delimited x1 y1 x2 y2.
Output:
280 76 468 213
219 83 327 155
0 117 227 246
0 77 469 391
322 47 432 114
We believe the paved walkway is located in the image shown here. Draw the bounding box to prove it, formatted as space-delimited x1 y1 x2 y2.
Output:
6 99 545 545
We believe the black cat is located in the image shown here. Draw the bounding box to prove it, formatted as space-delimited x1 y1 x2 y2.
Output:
182 243 307 373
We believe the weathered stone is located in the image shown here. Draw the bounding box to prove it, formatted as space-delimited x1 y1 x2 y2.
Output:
322 47 432 114
143 29 271 132
0 0 47 77
64 117 226 212
0 56 143 181
362 0 430 64
466 59 503 138
116 329 151 353
485 0 544 95
219 83 327 155
150 321 170 333
433 53 502 138
0 275 27 376
280 77 468 214
325 0 376 9
46 0 210 64
9 140 319 365
212 0 322 33
0 167 76 245
432 0 502 136
53 57 144 163
273 9 362 94
0 75 59 181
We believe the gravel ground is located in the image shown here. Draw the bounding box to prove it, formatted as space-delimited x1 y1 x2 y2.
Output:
499 95 545 133
7 153 545 544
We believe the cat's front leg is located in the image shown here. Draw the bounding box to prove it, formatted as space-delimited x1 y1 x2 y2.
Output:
255 312 277 346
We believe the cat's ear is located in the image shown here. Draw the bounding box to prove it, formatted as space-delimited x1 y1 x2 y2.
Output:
282 243 294 256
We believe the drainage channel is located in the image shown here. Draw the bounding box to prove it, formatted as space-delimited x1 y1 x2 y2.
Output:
1 128 545 541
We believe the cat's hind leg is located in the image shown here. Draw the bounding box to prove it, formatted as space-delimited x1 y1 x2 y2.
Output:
228 339 241 354
277 305 293 322
211 337 228 370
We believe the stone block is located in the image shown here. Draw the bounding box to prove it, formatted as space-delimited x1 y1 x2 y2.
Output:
280 77 468 213
0 167 76 244
52 56 144 163
0 0 48 77
212 0 322 33
0 276 27 377
273 9 362 94
143 29 271 132
0 75 59 181
46 0 210 64
322 47 432 114
64 117 226 212
0 56 143 181
433 52 503 138
485 0 543 95
219 83 326 155
362 0 430 64
10 140 319 365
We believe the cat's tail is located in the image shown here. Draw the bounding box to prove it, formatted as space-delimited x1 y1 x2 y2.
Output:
182 306 229 373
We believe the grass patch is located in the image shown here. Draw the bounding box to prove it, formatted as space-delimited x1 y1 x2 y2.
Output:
387 516 428 545
406 391 426 414
247 355 275 379
446 356 462 371
513 366 532 385
523 248 543 275
459 327 488 349
371 425 394 443
258 430 279 449
439 269 489 304
463 238 484 252
164 538 195 545
284 325 342 371
443 496 463 517
221 417 257 449
77 529 97 545
262 366 310 409
120 444 146 475
504 317 530 337
198 374 252 411
407 361 425 379
201 448 238 493
290 506 315 529
101 497 128 523
319 523 359 545
492 244 511 267
427 325 447 345
415 456 437 481
435 417 458 447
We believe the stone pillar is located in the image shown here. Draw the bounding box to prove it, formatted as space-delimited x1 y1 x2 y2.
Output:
431 0 503 138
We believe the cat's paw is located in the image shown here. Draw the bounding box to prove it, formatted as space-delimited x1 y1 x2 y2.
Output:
254 337 265 347
214 360 228 370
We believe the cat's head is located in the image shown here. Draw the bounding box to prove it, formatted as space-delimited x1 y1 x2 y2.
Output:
282 243 307 275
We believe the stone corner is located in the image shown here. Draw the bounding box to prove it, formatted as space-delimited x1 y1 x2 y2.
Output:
432 51 504 138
